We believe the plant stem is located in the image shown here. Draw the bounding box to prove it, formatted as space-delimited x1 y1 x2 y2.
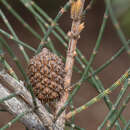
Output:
105 0 130 55
0 91 20 103
55 0 85 127
0 37 37 107
0 29 36 52
65 69 129 119
98 78 129 130
1 0 41 40
124 120 130 130
106 93 130 130
80 8 108 83
0 9 29 63
0 110 31 130
35 0 72 53
0 43 18 80
20 0 87 71
35 18 57 54
56 41 129 122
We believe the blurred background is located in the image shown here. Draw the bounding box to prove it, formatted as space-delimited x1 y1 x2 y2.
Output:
0 0 130 129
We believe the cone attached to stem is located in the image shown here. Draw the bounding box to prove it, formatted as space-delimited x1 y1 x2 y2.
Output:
28 48 66 112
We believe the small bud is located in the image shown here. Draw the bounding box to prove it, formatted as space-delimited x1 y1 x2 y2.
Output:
78 22 85 33
67 31 73 38
73 51 77 56
71 0 83 20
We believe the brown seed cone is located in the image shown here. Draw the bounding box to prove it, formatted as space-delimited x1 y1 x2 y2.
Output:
27 48 65 105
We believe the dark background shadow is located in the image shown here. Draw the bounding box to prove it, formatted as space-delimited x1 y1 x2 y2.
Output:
0 0 129 129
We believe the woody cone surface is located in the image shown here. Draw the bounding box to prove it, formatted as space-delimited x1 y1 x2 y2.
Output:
28 48 65 105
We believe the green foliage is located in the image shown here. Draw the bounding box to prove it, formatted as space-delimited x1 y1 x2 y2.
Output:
0 0 129 130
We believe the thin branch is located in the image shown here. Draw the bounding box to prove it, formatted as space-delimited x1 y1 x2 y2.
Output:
80 8 109 83
98 78 129 130
0 37 37 108
55 0 85 129
0 91 20 103
0 29 36 52
35 0 72 53
0 84 45 130
0 9 29 63
65 69 129 119
1 0 42 40
0 44 18 80
105 0 130 55
124 120 130 130
64 0 85 90
0 70 54 130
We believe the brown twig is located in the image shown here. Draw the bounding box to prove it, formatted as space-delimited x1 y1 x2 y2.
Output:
64 0 85 90
55 0 85 129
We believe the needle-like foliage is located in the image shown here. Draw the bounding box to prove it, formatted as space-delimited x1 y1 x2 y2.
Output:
0 0 129 130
